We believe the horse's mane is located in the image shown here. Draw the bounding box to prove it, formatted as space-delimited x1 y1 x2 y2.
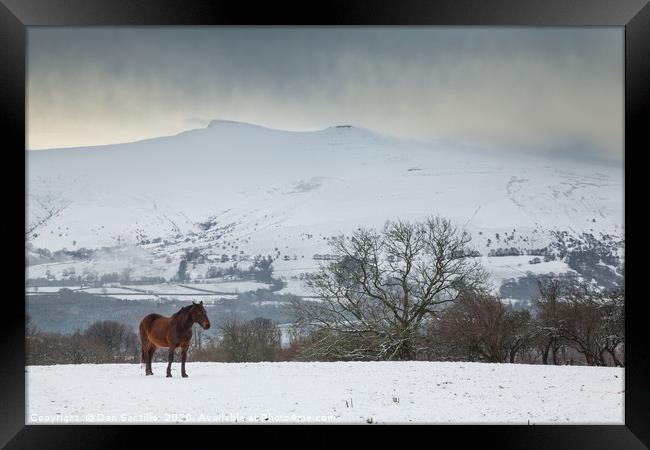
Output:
173 304 196 317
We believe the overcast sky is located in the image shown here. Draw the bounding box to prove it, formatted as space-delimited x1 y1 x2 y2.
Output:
27 27 623 161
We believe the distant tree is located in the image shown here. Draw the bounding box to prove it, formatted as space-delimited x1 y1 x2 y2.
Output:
600 286 624 366
218 315 281 362
27 320 139 365
503 308 533 363
532 278 568 365
100 272 120 284
246 317 282 361
185 248 203 263
120 267 134 283
206 266 220 279
189 335 225 362
428 291 532 363
251 257 274 283
83 320 130 354
559 283 624 366
177 259 188 281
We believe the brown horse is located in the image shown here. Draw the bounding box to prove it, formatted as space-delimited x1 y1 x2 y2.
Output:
139 301 211 377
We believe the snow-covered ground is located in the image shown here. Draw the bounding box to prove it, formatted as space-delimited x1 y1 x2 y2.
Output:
26 361 623 424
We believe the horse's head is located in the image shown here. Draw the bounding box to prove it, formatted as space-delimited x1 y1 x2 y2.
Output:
191 301 211 329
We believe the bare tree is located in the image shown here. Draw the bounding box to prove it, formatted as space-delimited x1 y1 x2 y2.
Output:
428 291 532 363
503 308 533 363
560 283 624 366
219 315 281 362
530 275 624 367
218 314 253 362
532 278 567 365
27 320 140 365
600 287 624 366
83 320 139 362
248 317 282 361
291 216 488 360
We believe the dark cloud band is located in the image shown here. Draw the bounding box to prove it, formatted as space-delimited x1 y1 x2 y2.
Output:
27 27 623 161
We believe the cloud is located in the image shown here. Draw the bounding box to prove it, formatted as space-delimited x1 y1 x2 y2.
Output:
27 27 623 161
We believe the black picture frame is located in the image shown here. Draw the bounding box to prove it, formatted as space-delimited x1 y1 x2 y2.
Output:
2 0 647 448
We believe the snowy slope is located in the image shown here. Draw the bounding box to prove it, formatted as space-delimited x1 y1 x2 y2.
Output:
26 361 624 424
26 120 623 290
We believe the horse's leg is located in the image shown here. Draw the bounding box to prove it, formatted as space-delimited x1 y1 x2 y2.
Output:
141 342 148 375
180 343 190 378
166 346 176 378
146 346 156 375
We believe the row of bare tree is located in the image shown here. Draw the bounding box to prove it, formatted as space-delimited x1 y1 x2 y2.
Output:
190 316 282 362
289 216 624 366
26 315 285 365
26 319 141 365
418 280 623 365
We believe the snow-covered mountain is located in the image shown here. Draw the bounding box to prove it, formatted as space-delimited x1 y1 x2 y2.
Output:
26 120 623 288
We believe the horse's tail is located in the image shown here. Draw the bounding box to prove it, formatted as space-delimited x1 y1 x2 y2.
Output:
139 316 149 369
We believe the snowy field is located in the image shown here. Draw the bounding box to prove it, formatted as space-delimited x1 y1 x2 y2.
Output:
27 361 623 425
25 280 270 302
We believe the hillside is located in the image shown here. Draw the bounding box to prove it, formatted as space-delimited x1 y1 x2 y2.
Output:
26 120 624 297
